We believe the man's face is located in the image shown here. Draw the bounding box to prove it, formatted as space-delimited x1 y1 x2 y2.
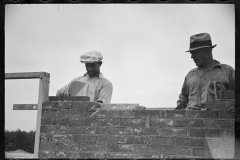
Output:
190 48 209 67
85 62 101 77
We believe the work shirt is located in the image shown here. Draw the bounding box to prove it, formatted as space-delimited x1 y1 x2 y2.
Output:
56 73 113 104
177 60 235 110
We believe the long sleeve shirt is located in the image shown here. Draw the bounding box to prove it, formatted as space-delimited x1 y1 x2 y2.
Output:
56 73 113 104
177 60 235 110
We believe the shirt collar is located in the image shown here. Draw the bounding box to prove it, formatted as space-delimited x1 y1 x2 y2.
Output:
84 73 103 79
193 59 221 72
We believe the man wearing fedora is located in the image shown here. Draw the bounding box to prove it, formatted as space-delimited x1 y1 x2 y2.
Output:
56 50 113 104
175 33 235 110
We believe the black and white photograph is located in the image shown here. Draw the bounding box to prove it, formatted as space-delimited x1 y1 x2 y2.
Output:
5 3 235 159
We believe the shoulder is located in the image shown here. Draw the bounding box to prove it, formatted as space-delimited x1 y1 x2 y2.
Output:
100 74 113 86
186 67 198 77
219 63 235 71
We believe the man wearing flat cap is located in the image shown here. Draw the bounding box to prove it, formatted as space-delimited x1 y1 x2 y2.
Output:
56 50 113 104
175 33 235 110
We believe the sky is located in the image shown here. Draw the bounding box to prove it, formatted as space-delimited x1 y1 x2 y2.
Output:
5 4 235 131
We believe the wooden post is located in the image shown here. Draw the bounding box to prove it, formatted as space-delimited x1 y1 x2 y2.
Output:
33 76 49 158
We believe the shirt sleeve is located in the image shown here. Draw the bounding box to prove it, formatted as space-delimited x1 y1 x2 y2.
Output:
96 81 113 104
56 78 76 96
228 67 235 90
176 77 188 108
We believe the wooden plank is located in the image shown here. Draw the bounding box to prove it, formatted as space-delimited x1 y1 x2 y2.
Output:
101 103 139 110
34 77 49 158
49 96 90 101
13 104 38 110
5 72 50 79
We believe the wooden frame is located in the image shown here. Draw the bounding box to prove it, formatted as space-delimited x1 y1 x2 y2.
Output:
5 72 50 158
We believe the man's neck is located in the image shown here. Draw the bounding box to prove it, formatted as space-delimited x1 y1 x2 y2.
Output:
200 59 216 71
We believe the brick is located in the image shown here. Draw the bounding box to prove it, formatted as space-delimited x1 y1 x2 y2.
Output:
42 101 53 110
40 134 53 142
69 117 96 126
157 128 189 137
42 110 59 117
107 127 122 135
82 126 97 134
73 135 97 144
120 118 146 127
52 134 73 143
220 129 235 139
190 138 204 147
162 146 192 156
56 126 83 134
174 119 204 127
219 90 235 99
205 119 235 129
96 126 108 134
190 129 220 138
39 150 55 158
58 143 79 152
108 144 135 153
71 101 98 110
205 100 235 110
186 110 219 119
164 110 186 119
40 126 58 134
79 144 108 152
81 110 96 117
192 148 210 157
53 101 71 109
137 127 158 135
135 145 161 154
106 152 136 158
97 135 124 144
156 137 174 146
54 151 73 158
175 138 190 146
137 153 160 159
143 136 174 146
58 110 81 117
219 110 235 119
93 109 108 118
39 142 58 151
53 117 70 125
96 118 119 126
108 110 134 118
41 117 53 125
150 118 174 127
151 110 164 118
78 152 106 159
134 110 151 118
122 135 145 144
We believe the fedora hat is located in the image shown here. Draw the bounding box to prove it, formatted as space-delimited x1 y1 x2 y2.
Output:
186 33 217 52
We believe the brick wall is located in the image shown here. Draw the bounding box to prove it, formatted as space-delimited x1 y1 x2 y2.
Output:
39 100 235 159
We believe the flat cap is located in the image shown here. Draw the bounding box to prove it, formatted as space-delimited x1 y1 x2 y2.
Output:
80 50 103 63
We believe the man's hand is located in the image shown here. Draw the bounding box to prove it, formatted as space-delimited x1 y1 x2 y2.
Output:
175 100 187 110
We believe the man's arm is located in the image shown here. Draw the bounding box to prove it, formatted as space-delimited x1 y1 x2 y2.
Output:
56 79 77 96
96 82 113 104
175 77 188 110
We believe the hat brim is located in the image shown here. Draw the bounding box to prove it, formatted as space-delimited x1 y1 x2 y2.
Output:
185 44 217 52
80 60 101 63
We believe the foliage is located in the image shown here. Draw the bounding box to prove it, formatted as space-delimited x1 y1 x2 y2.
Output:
5 129 35 153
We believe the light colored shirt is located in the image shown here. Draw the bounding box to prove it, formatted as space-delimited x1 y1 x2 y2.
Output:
56 73 113 104
177 60 235 110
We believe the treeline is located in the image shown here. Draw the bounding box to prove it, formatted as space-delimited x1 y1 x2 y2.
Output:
5 129 35 153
